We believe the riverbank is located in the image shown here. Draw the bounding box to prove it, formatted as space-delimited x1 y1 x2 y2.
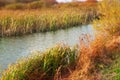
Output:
69 36 120 80
1 0 120 80
1 35 119 80
0 25 94 72
0 44 78 80
0 2 98 37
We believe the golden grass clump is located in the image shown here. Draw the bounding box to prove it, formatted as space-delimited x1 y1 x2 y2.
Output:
0 1 98 37
67 1 120 79
67 35 120 80
0 6 97 37
94 0 120 36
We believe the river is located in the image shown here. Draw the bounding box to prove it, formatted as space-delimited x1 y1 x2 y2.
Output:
0 25 95 72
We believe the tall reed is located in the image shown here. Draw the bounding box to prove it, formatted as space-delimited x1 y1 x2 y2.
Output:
0 7 97 37
94 0 120 36
0 44 78 80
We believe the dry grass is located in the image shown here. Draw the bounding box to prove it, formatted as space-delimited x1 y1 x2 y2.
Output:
2 1 120 80
67 1 120 79
94 0 120 36
66 36 120 80
0 8 97 37
0 1 98 37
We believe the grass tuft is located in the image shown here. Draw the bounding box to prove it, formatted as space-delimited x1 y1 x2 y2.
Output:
0 44 78 80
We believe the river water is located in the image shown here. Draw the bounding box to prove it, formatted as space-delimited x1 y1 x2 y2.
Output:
0 25 94 72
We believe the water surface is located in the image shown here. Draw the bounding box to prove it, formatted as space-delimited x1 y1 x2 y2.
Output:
0 25 94 72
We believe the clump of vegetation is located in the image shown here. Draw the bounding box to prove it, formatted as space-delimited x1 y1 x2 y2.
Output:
27 0 56 9
0 1 98 37
3 0 57 10
94 0 120 36
2 0 120 80
67 35 120 80
0 6 97 37
1 0 57 9
0 45 78 80
67 0 120 79
4 3 26 10
1 34 119 80
101 48 120 80
27 1 43 9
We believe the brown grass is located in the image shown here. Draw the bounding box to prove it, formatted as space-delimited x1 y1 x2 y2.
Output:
65 35 120 80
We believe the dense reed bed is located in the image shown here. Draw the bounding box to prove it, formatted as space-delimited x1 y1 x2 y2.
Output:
0 2 98 37
94 0 120 36
69 0 120 79
0 44 78 80
1 35 119 80
0 9 96 37
68 36 120 80
2 0 120 80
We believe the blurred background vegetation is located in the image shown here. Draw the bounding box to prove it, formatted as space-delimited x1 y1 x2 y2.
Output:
0 0 57 8
0 0 97 7
0 0 98 10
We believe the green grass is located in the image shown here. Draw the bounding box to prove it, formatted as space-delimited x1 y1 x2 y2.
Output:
92 0 120 79
0 45 78 80
101 51 120 80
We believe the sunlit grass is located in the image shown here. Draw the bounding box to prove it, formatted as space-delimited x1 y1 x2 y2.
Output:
0 44 78 80
0 8 97 37
1 1 120 80
94 0 120 36
67 0 120 79
0 1 98 37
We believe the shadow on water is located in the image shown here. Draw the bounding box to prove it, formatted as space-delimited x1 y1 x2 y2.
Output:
0 25 95 72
